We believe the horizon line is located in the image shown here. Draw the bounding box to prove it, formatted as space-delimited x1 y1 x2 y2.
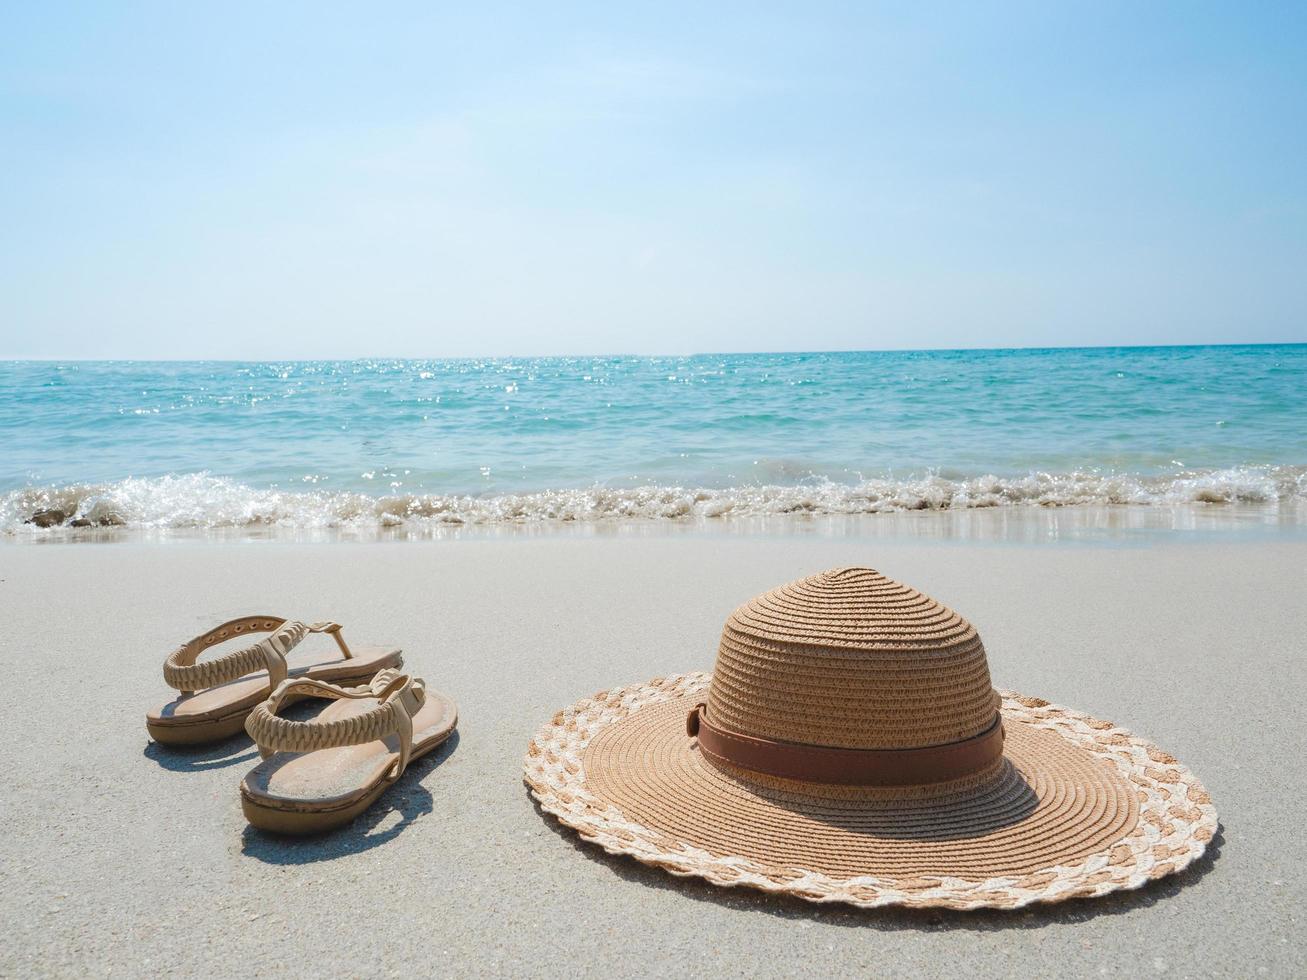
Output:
3 340 1306 364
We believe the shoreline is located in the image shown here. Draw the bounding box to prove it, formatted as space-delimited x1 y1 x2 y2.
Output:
5 463 1305 540
2 532 1304 976
5 500 1307 546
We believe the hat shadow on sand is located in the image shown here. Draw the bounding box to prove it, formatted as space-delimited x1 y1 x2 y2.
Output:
527 792 1224 931
237 730 460 865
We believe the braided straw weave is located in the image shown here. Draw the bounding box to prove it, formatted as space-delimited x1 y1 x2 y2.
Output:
712 567 998 748
523 569 1218 911
245 669 423 755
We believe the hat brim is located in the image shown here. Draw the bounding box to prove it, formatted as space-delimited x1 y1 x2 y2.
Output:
524 672 1217 910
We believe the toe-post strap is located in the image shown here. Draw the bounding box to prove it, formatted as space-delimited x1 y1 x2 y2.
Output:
315 621 353 661
244 669 425 779
163 616 350 695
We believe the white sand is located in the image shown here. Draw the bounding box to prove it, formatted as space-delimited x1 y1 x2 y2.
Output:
2 529 1303 977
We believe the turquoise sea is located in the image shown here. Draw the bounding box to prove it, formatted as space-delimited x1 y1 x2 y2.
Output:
3 345 1305 534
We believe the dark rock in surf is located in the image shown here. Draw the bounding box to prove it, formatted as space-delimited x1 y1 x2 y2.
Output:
27 509 68 528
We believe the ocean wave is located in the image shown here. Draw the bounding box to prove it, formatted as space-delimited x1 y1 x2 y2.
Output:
3 466 1306 534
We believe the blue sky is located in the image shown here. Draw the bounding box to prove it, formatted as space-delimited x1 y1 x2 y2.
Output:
2 2 1304 358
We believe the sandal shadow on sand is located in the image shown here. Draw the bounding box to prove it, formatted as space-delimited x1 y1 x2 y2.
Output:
240 669 457 835
146 616 403 746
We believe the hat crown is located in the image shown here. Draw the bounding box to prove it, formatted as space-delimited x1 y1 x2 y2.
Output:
706 567 999 750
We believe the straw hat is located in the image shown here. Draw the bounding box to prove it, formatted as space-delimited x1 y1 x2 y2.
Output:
524 567 1217 910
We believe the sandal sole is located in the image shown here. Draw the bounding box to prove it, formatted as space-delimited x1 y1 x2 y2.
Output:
240 726 456 835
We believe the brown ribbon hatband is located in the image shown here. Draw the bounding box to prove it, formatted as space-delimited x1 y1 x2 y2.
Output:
686 704 1005 786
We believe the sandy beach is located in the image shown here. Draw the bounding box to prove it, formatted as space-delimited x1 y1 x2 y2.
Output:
1 525 1303 978
7 0 1305 974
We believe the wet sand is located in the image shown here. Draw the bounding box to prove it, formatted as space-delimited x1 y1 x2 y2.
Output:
1 530 1303 977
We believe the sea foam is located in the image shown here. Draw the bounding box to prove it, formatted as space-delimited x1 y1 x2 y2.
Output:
4 466 1304 534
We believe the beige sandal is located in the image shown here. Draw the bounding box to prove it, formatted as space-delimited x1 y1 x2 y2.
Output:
240 669 457 835
146 616 403 745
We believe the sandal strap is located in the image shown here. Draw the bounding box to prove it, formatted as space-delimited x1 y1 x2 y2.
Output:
244 669 425 779
163 617 350 694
